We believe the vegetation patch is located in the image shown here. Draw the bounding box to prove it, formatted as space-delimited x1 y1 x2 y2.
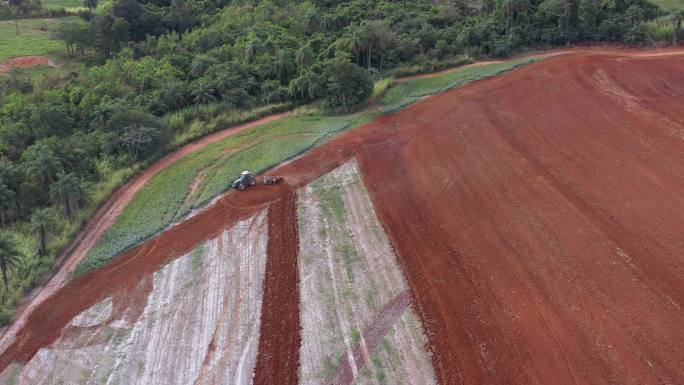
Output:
0 18 76 62
381 59 536 112
77 59 536 274
77 113 366 274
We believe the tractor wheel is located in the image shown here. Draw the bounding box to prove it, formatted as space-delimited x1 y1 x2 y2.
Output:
249 178 256 186
239 183 245 191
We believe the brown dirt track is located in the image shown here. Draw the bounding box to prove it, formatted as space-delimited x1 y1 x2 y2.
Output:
1 48 684 384
0 56 52 72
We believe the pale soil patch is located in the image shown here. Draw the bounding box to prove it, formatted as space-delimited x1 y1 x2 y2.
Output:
0 211 268 385
297 160 436 385
593 69 684 140
69 297 113 328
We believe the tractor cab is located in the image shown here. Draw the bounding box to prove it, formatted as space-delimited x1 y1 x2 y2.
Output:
232 170 256 191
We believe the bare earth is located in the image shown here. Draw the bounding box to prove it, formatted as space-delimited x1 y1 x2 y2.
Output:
297 160 436 385
0 212 269 384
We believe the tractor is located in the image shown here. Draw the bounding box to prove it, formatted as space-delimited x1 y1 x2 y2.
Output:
232 171 284 191
232 171 257 191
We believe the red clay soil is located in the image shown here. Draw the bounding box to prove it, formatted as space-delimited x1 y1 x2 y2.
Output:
0 56 52 72
2 48 684 385
253 188 301 385
328 290 412 385
0 111 289 352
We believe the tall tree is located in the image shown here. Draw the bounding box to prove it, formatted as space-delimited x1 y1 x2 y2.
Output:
0 161 20 213
360 20 393 70
8 0 22 35
0 232 20 290
669 11 683 45
191 81 216 104
30 208 58 256
22 145 63 196
49 173 84 218
0 184 16 226
295 43 315 74
275 49 295 84
84 0 98 15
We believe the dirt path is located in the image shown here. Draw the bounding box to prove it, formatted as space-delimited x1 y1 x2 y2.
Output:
0 111 289 355
2 47 684 384
0 56 53 72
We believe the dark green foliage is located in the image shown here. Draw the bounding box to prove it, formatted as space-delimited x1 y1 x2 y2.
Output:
0 233 20 290
324 60 373 109
30 207 59 255
49 172 89 218
119 123 161 160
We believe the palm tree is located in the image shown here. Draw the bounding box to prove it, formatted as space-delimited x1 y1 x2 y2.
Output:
91 103 113 129
275 50 295 84
0 184 16 226
191 81 216 104
304 11 319 32
83 0 98 15
8 0 22 35
49 173 82 218
502 0 530 33
668 11 683 45
190 55 217 78
244 39 261 63
350 30 365 66
0 232 20 290
22 146 62 195
295 44 315 74
30 208 58 256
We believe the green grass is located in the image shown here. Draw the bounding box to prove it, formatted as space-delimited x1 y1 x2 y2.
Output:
0 17 77 62
77 113 368 274
649 0 684 11
381 58 535 113
42 0 86 11
76 58 538 275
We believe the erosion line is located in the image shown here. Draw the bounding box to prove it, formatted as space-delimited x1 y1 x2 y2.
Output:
327 289 412 385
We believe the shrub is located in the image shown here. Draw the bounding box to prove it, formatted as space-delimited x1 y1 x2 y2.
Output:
324 61 373 110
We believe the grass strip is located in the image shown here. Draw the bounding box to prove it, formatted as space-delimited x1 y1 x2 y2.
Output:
77 58 536 274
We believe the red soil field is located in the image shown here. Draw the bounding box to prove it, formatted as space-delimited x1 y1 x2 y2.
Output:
0 56 52 71
1 48 683 384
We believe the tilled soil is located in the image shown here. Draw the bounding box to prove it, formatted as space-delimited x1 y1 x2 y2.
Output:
0 212 269 384
253 188 301 385
297 160 436 385
1 48 684 384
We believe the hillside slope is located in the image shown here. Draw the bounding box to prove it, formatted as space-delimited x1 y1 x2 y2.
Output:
1 48 683 385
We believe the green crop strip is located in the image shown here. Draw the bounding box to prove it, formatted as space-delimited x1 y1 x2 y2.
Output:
76 58 536 275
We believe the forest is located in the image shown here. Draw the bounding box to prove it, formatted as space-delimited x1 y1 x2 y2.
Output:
0 0 678 323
